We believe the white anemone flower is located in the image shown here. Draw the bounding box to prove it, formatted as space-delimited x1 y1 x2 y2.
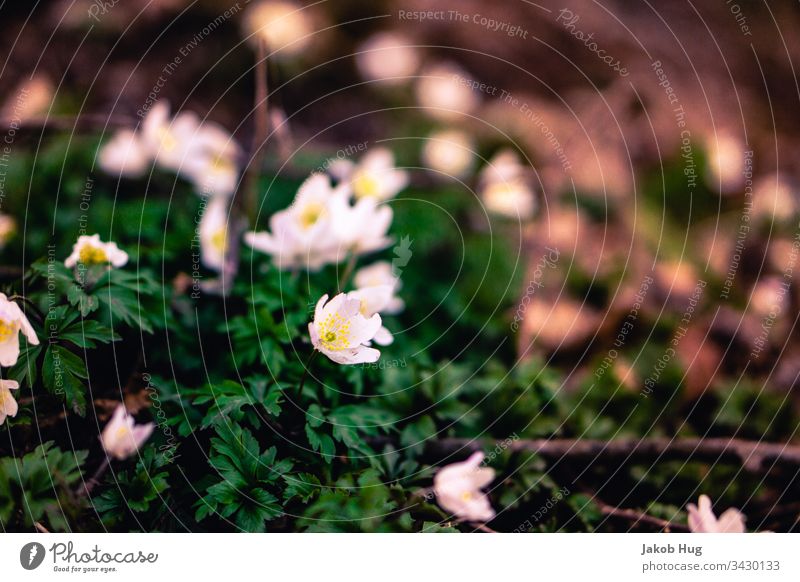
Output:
354 261 404 314
433 452 496 522
140 101 200 173
65 234 128 269
98 129 151 177
416 63 480 121
199 195 231 272
245 174 343 270
243 1 312 56
184 152 241 198
687 495 746 533
422 129 475 180
356 32 419 86
141 101 242 193
0 294 40 367
100 404 155 460
309 293 381 365
347 285 397 345
336 148 408 202
479 149 536 219
329 195 394 258
0 379 20 425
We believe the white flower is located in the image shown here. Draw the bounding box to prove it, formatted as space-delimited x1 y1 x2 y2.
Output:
98 129 151 177
347 285 397 345
687 495 746 533
434 452 495 522
416 63 480 121
354 261 404 314
100 404 154 460
336 148 409 202
356 32 419 86
140 101 242 192
705 133 747 195
0 213 16 250
245 174 343 270
422 129 475 179
140 101 200 173
752 174 796 222
0 294 40 367
479 149 536 219
65 234 128 269
0 380 20 425
309 293 381 365
199 195 231 272
329 194 394 257
183 152 240 197
243 1 312 56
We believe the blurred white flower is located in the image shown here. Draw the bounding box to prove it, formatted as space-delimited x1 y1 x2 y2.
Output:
336 148 408 202
434 451 495 522
65 234 128 269
98 129 151 177
100 404 154 460
199 195 231 272
0 214 16 250
245 174 342 270
329 194 394 257
687 495 745 533
416 63 480 121
243 1 312 56
752 174 796 223
139 101 242 194
309 293 381 364
0 293 40 367
750 276 788 319
354 261 404 313
184 151 240 198
0 75 53 123
347 285 397 345
0 379 20 425
356 32 419 85
422 129 475 180
479 150 536 219
705 133 748 195
140 101 199 173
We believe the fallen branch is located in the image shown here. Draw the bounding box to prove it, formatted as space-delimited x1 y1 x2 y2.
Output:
0 114 135 132
593 498 689 532
422 437 800 472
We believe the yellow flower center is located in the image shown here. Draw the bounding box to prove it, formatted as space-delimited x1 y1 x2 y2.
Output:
78 244 109 265
210 227 227 253
317 313 351 351
115 426 132 439
211 156 235 175
298 202 325 229
0 318 18 342
157 127 178 152
0 390 8 406
352 171 381 199
460 491 474 501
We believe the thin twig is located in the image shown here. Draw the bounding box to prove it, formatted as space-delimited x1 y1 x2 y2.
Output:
34 521 50 533
595 498 688 532
337 254 358 292
80 457 111 497
472 522 499 533
297 350 319 395
240 38 270 226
